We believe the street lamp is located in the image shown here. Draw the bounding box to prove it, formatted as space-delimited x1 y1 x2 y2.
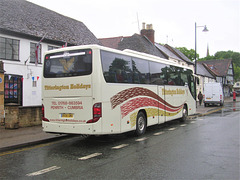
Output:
194 22 209 75
194 22 208 106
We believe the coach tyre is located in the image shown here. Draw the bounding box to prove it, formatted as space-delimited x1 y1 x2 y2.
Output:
136 111 147 136
180 105 188 122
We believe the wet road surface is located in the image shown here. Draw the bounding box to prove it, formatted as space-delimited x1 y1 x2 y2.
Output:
0 102 239 179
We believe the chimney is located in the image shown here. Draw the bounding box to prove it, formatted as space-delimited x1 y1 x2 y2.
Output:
142 22 146 30
140 23 155 44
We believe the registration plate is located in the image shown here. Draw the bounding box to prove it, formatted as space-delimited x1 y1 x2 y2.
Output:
61 113 74 118
206 98 211 99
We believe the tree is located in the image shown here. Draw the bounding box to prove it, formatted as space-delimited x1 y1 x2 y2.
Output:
177 47 240 81
198 55 215 61
200 50 240 65
176 47 198 61
233 64 240 81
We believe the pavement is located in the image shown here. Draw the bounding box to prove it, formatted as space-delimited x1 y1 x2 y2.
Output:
0 97 238 152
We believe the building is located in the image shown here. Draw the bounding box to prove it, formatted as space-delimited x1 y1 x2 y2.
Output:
100 23 237 100
200 59 234 97
196 62 216 94
155 44 194 70
100 23 194 69
0 0 99 127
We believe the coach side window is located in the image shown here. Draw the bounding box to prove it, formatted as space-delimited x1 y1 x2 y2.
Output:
132 58 149 84
149 62 167 85
166 66 185 86
101 51 133 83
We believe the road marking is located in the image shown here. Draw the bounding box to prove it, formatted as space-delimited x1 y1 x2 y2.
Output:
154 131 164 136
78 153 102 160
203 107 223 116
135 137 148 142
198 118 204 121
180 124 187 127
190 121 196 124
0 141 58 157
26 166 61 176
168 127 176 131
112 144 129 149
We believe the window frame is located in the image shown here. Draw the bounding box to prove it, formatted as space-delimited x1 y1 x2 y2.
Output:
0 36 20 61
30 42 42 64
48 45 59 51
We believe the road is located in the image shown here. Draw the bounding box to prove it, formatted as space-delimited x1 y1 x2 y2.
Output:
0 102 239 179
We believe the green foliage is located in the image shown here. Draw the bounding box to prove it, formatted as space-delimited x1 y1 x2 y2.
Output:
233 64 240 81
176 47 198 61
198 55 215 61
200 50 240 65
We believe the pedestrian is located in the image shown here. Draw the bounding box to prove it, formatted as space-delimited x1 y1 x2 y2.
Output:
198 91 203 106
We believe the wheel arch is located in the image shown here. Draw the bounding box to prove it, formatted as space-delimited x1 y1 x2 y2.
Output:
183 103 188 113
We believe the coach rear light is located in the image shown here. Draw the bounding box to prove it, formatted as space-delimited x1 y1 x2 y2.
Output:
42 104 49 122
87 103 102 123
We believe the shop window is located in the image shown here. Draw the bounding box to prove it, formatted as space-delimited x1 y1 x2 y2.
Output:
4 75 22 105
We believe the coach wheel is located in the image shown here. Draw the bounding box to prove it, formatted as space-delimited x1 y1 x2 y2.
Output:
180 105 188 122
135 112 147 136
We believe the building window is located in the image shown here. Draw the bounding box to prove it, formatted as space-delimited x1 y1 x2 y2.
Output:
32 81 37 87
228 69 233 75
4 74 22 105
0 37 19 60
30 42 41 64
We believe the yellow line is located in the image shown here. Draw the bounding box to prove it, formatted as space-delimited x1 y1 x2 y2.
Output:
0 141 57 157
203 107 224 116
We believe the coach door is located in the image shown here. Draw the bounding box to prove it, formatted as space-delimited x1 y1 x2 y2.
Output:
157 85 166 124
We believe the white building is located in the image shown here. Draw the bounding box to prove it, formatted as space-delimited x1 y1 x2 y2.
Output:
1 34 61 106
196 62 216 95
199 59 234 97
0 0 99 107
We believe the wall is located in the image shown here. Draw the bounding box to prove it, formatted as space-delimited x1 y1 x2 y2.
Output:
18 106 42 127
4 105 42 128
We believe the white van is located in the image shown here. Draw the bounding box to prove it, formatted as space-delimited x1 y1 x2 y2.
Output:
203 82 224 106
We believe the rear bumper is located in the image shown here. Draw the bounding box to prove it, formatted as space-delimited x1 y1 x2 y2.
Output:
204 100 223 104
42 121 101 135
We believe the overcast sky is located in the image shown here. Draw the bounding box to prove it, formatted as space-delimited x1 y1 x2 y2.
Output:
27 0 239 58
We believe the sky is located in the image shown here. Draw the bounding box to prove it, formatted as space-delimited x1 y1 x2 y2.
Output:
27 0 239 58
